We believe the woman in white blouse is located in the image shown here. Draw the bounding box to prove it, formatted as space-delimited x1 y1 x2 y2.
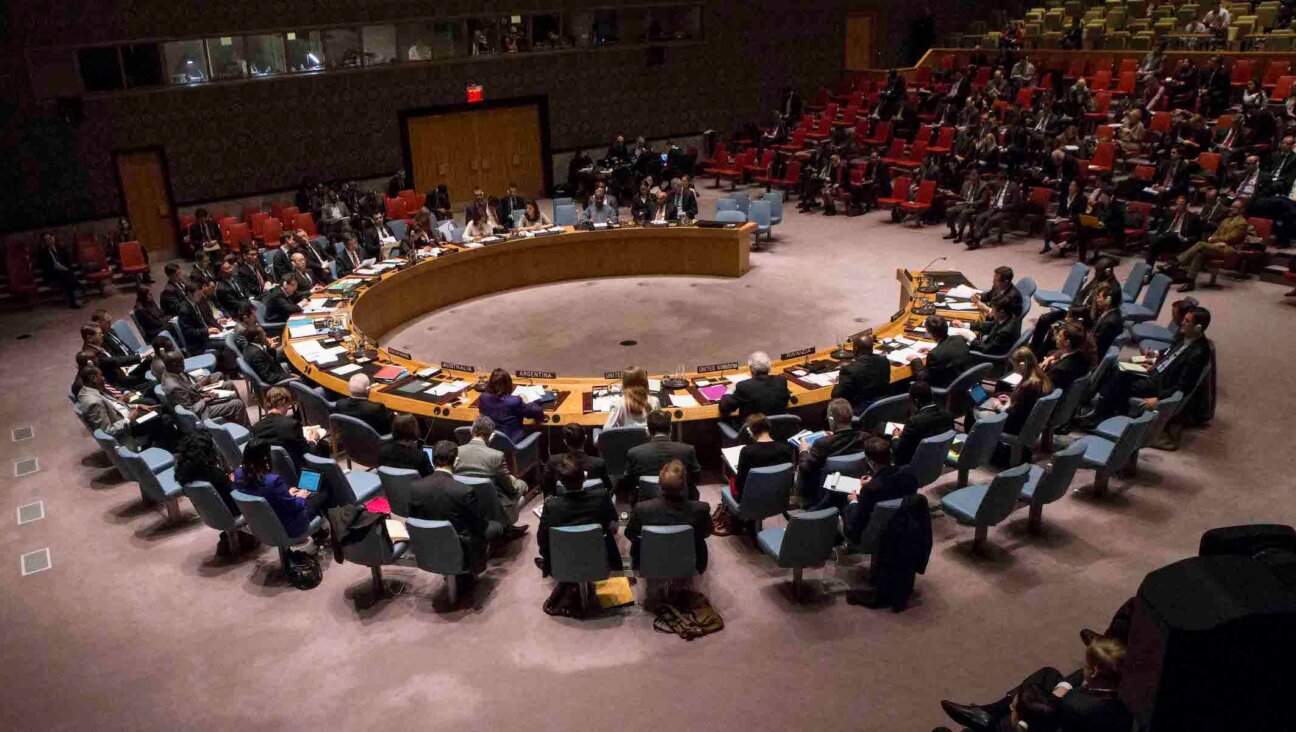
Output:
463 203 493 241
518 200 552 231
602 366 660 430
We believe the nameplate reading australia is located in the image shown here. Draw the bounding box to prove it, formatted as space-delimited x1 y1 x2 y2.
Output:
697 361 740 374
516 370 557 380
387 348 411 360
780 347 815 361
603 371 623 380
440 361 476 373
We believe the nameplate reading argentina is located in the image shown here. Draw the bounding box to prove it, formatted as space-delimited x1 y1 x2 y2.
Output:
697 362 740 374
515 370 557 380
780 347 816 361
440 361 476 373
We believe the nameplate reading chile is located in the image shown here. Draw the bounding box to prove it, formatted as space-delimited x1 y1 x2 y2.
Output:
516 370 557 380
697 362 740 374
440 361 476 373
780 347 816 361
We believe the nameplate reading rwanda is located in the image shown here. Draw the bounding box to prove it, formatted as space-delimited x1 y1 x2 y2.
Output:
780 347 815 361
697 362 740 374
440 361 476 373
516 370 557 380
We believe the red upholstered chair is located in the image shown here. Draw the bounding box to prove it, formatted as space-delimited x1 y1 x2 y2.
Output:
225 223 252 250
117 241 150 280
913 125 934 146
1131 165 1156 182
927 127 955 155
75 234 112 294
1149 111 1172 135
703 151 735 185
1125 201 1154 249
1262 62 1288 91
279 206 300 228
1088 141 1116 176
880 138 907 166
745 149 776 180
1191 152 1222 190
1090 69 1112 92
1273 76 1296 102
260 218 283 243
1084 92 1112 126
385 197 407 220
899 180 936 222
240 207 260 223
4 242 38 306
1095 125 1116 142
218 216 238 239
915 66 932 89
877 176 912 210
1113 71 1136 98
1230 59 1254 88
894 141 929 170
294 212 317 237
1062 58 1086 82
860 121 891 148
1118 58 1138 74
804 115 834 141
718 150 754 190
247 212 270 238
805 87 831 113
400 190 422 216
1014 87 1034 109
774 129 807 153
699 142 728 169
268 201 285 219
835 165 867 209
178 214 196 235
766 160 802 196
971 66 991 88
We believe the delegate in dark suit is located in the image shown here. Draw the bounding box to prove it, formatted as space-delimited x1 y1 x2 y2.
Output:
969 315 1022 355
378 440 433 477
842 466 920 544
798 428 867 510
235 262 267 297
242 341 290 385
37 240 80 307
626 496 713 573
718 373 790 422
1045 351 1090 391
261 286 302 323
537 487 621 575
335 396 393 435
621 435 702 499
174 297 217 355
733 440 796 500
87 345 146 390
407 470 491 571
893 403 955 465
215 278 252 316
1146 208 1203 263
250 412 313 468
160 280 189 318
831 353 892 413
542 450 611 496
919 337 971 388
268 248 294 282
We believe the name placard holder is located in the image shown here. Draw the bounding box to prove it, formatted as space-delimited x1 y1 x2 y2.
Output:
387 347 412 360
516 370 557 380
440 361 476 373
697 361 740 375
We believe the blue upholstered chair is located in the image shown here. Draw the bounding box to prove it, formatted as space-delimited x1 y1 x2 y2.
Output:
407 518 470 605
947 411 1007 487
765 190 785 225
905 429 957 490
202 419 251 468
970 328 1034 376
287 381 335 428
932 362 994 420
182 480 247 556
270 445 298 485
715 210 747 224
1071 409 1157 496
756 507 841 600
554 204 578 227
302 453 381 505
1121 260 1150 303
729 192 751 215
639 525 698 580
748 200 773 243
1019 441 1086 534
117 446 185 523
719 413 801 446
594 426 650 483
341 522 410 600
1122 273 1172 324
252 298 286 338
1089 391 1183 471
824 450 869 480
999 388 1062 466
859 394 911 432
328 414 393 469
378 466 420 517
940 463 1032 553
637 475 661 502
715 199 739 214
93 428 174 477
231 489 323 577
1015 277 1037 318
549 523 612 614
1033 263 1088 308
720 462 793 533
488 430 541 480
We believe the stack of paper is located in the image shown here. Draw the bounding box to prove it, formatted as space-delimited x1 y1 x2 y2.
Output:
802 371 839 388
721 446 743 472
944 301 979 311
823 472 856 493
999 372 1024 387
945 284 980 300
727 373 751 385
648 378 663 391
287 323 319 338
591 395 619 413
950 327 976 341
668 392 699 408
428 380 471 397
513 385 547 404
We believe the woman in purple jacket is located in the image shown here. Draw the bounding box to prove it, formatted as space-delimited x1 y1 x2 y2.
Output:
475 368 544 444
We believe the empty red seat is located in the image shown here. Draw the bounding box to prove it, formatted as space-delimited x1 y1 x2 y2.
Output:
1231 59 1254 88
279 206 300 228
894 141 929 170
900 180 936 218
745 149 776 178
225 223 251 249
880 138 907 166
75 234 112 289
117 241 150 277
399 189 422 216
260 218 283 244
761 160 802 195
877 176 913 209
775 129 808 153
385 197 407 220
247 212 270 237
928 127 955 155
1088 141 1116 175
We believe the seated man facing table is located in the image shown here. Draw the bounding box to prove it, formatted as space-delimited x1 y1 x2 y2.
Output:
891 381 955 467
626 459 713 604
582 184 620 225
335 374 393 435
159 350 249 427
968 301 1021 355
797 398 867 511
408 440 493 588
831 334 891 415
542 424 611 497
718 351 790 426
536 455 622 577
910 316 971 389
262 277 304 324
76 364 174 451
455 415 531 538
841 436 920 545
730 413 797 505
621 410 702 502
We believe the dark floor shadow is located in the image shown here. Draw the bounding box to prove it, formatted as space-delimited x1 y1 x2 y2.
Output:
106 498 157 522
131 513 200 541
193 544 267 578
242 560 301 597
90 469 129 490
940 537 1021 570
1069 485 1177 524
760 576 839 610
81 452 114 469
345 575 412 616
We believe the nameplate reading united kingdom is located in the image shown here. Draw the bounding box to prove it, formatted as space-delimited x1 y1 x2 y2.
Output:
603 371 623 380
780 347 815 361
440 361 476 373
387 348 411 360
697 362 740 374
516 370 557 380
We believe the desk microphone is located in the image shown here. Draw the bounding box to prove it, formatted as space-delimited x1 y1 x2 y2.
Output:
917 256 947 294
918 256 947 275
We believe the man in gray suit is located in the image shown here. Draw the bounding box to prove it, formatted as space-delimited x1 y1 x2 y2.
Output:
620 410 702 501
159 350 250 426
455 415 529 539
77 365 175 450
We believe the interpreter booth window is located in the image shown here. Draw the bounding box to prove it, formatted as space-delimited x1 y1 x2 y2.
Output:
323 28 363 69
285 31 325 73
78 46 125 92
163 39 209 85
468 18 503 56
568 10 619 47
618 7 649 42
398 21 461 62
247 34 287 77
530 14 566 50
502 16 529 53
647 5 702 41
121 44 164 88
361 25 398 66
206 36 247 81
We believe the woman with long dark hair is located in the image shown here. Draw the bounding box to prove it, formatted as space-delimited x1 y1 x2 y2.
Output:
132 285 169 342
174 431 237 514
232 439 328 539
475 368 545 443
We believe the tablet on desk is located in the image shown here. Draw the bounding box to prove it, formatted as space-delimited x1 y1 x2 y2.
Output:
968 383 990 405
298 470 322 493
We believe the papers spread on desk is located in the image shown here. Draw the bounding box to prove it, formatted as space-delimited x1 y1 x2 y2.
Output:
788 429 828 447
513 385 548 404
801 370 839 388
416 366 442 378
330 363 362 377
648 378 663 392
206 388 237 400
943 301 979 311
428 380 472 397
999 372 1024 387
287 323 319 338
824 472 856 494
669 392 700 408
301 302 337 315
187 369 209 378
698 384 731 402
726 373 751 385
950 327 976 341
303 425 326 443
591 392 619 412
463 242 485 249
944 284 980 300
721 446 743 473
1118 361 1149 373
884 421 905 437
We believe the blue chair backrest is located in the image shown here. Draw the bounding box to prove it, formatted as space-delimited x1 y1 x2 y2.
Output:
975 463 1032 525
510 210 526 229
776 507 840 568
287 381 333 427
554 204 578 227
729 192 750 214
1139 273 1173 315
270 445 298 485
202 419 246 467
453 426 472 445
1060 262 1088 296
960 412 1008 470
715 210 747 224
182 480 239 532
748 200 772 229
341 524 397 568
1031 441 1086 505
737 462 794 521
378 466 419 516
93 429 125 471
1147 390 1184 442
174 404 201 433
907 429 956 488
333 241 346 257
1016 276 1038 303
1050 373 1092 428
166 318 191 354
152 384 170 409
259 249 276 269
252 300 274 329
303 453 360 504
766 191 784 222
1109 409 1158 472
117 447 164 501
1123 260 1150 301
231 489 293 547
406 518 466 575
388 219 408 241
1087 347 1120 398
856 498 903 552
549 524 611 583
944 362 994 412
824 451 868 479
640 525 698 579
638 475 661 501
596 426 649 480
329 413 385 467
112 319 144 352
860 394 911 432
716 199 739 213
1012 388 1063 446
551 197 574 219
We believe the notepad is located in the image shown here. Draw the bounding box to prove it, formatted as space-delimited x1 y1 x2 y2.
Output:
788 429 827 447
396 380 430 394
385 519 409 543
884 421 905 437
721 446 743 472
133 410 158 424
206 389 236 400
999 372 1023 387
648 378 663 391
288 323 318 338
416 366 442 378
823 472 856 493
698 384 730 402
944 301 978 311
945 284 980 300
513 385 547 404
331 363 362 376
373 365 406 381
303 425 326 443
726 373 751 385
1118 361 1149 373
669 392 700 408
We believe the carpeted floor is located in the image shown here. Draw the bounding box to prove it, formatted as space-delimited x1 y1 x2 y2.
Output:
2 189 1294 731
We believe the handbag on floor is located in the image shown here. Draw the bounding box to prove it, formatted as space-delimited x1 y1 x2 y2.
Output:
284 549 322 590
710 503 737 536
653 590 723 640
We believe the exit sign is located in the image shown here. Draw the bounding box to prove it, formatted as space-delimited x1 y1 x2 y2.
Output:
466 84 484 103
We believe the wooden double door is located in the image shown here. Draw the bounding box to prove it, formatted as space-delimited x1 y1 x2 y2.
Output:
405 102 545 206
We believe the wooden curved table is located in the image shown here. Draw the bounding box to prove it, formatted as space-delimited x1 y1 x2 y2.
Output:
284 224 979 431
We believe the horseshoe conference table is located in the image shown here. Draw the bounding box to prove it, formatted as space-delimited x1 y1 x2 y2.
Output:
283 224 981 431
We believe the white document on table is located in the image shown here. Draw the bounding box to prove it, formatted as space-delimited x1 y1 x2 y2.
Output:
331 364 362 376
288 323 318 338
726 373 751 385
944 301 979 311
945 285 980 300
669 392 699 408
